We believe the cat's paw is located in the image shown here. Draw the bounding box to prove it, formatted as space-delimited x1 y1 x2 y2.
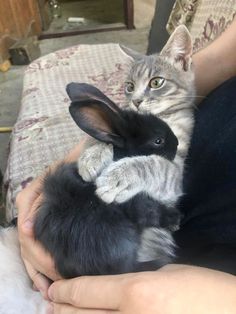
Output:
96 158 143 203
160 209 182 232
78 143 113 182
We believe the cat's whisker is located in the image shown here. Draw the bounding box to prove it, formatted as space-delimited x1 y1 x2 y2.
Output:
147 95 204 100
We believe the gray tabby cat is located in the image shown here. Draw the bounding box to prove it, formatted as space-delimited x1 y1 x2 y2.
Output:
79 25 195 210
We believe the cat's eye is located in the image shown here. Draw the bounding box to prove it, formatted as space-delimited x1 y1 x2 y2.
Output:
149 77 165 89
154 138 165 145
125 81 135 93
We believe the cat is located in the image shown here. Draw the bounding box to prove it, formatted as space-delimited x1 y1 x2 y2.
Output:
78 25 195 211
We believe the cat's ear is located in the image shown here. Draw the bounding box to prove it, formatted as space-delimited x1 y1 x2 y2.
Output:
160 25 192 71
69 99 125 147
119 44 143 61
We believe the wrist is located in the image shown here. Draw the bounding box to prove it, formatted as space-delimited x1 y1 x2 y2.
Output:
177 266 236 314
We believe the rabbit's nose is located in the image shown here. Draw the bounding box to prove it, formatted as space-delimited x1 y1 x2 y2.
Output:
132 99 143 108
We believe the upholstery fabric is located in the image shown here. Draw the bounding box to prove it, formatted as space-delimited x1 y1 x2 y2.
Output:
4 1 236 220
3 43 131 221
167 0 236 52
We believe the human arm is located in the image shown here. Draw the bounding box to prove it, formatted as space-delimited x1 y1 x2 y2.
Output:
16 139 86 298
47 264 236 314
193 17 236 99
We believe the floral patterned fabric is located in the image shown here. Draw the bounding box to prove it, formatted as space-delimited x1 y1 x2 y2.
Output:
167 0 236 52
166 0 199 34
4 44 131 221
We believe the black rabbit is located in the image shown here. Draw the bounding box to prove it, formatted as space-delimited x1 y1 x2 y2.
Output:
34 83 180 278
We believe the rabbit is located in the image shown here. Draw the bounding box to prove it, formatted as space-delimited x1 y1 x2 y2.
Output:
34 82 180 279
0 83 179 313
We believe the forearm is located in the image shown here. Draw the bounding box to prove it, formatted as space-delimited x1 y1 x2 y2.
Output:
193 17 236 100
47 265 236 314
167 265 236 314
59 138 86 163
40 138 86 179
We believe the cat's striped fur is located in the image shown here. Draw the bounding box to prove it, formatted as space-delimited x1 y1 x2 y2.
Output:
79 26 195 261
95 25 195 207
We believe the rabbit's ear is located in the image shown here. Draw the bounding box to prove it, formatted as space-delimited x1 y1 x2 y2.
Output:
66 82 122 113
67 82 103 102
69 99 125 147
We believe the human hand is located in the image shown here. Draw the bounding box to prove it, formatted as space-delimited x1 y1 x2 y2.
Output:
16 140 86 299
16 176 61 300
47 264 236 314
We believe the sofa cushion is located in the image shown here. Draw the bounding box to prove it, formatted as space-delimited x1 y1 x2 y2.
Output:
4 43 131 221
167 0 236 52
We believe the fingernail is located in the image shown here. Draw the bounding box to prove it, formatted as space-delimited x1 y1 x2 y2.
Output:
32 283 39 291
23 219 34 229
40 288 48 301
46 302 53 314
48 286 54 301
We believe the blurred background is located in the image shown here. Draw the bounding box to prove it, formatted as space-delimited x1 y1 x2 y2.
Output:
0 0 177 221
0 0 159 173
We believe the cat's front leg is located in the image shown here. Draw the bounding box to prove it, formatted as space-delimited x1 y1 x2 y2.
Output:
96 155 183 205
78 138 113 182
95 156 146 203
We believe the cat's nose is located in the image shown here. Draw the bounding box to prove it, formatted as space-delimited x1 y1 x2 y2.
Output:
132 99 143 108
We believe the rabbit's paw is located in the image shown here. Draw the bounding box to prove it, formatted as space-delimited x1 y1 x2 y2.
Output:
78 143 113 182
96 158 143 203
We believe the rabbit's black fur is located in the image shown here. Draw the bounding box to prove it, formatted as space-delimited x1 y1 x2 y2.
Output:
34 83 180 278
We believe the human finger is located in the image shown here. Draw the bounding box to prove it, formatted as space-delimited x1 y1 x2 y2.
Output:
16 177 43 227
17 140 86 229
18 191 60 284
48 275 128 310
24 259 51 299
17 140 86 223
21 237 60 280
18 194 44 237
64 138 87 163
47 302 119 314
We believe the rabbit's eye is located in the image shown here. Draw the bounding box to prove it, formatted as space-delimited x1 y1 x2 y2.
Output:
154 138 165 145
125 82 135 93
149 77 165 89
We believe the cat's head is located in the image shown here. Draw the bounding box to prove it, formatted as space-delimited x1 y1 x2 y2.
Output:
120 25 195 115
